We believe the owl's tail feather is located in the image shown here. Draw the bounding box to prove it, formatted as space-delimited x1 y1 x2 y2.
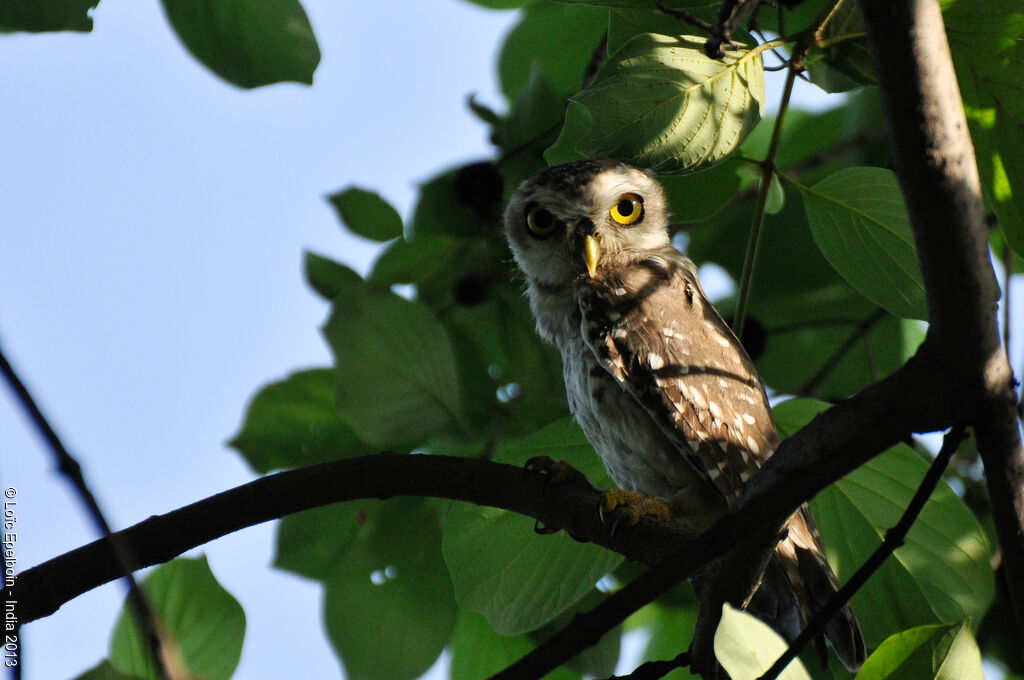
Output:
773 505 867 672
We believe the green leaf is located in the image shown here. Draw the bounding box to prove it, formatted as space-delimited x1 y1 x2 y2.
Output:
497 1 609 100
799 167 928 320
606 4 722 56
368 235 459 288
533 589 623 677
945 0 1024 257
803 0 874 93
322 286 463 447
442 418 622 635
159 0 320 88
73 660 140 680
634 604 701 680
570 33 765 172
775 399 995 648
109 556 245 680
659 157 743 222
228 368 374 473
0 0 98 32
409 168 489 238
327 187 404 242
714 604 812 680
303 251 364 301
274 500 382 581
450 609 579 680
544 100 592 166
856 620 983 680
323 498 456 680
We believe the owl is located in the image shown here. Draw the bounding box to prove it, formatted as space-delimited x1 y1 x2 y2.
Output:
504 159 865 673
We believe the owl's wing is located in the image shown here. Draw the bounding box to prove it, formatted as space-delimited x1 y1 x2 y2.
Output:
577 249 777 504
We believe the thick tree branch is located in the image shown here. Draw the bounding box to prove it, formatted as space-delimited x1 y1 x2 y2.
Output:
17 454 694 624
859 0 1024 636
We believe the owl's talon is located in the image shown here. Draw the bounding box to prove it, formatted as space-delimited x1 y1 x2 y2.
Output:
525 456 594 490
599 489 672 539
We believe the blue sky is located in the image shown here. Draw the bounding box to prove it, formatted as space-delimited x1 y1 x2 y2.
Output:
3 2 1019 679
1 2 514 677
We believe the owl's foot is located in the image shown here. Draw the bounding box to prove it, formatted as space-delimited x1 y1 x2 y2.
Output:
524 456 595 489
525 456 595 535
599 489 673 536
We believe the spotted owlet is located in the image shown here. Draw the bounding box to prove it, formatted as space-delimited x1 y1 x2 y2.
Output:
504 159 866 672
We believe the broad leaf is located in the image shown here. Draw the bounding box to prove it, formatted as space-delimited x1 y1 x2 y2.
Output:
303 251 364 302
441 418 622 635
497 1 609 99
659 158 743 222
73 660 139 680
274 500 382 581
368 235 459 288
228 368 374 473
0 0 98 32
322 285 463 447
409 168 491 238
800 167 928 320
634 603 701 680
856 620 983 680
804 0 874 93
945 0 1024 257
568 33 765 172
327 187 403 241
323 498 456 680
450 609 577 680
109 556 245 680
160 0 320 88
775 400 994 648
714 604 811 680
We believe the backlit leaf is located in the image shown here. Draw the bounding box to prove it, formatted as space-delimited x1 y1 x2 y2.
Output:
109 556 245 680
569 33 765 172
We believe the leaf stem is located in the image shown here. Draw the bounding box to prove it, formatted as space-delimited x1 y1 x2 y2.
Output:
732 63 798 337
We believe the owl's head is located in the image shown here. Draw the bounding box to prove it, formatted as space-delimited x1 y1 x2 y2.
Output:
504 159 671 290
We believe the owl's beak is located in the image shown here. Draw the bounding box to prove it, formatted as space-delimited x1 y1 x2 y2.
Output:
584 234 601 278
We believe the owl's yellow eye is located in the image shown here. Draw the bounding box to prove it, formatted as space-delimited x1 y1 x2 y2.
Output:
609 193 644 225
526 204 558 238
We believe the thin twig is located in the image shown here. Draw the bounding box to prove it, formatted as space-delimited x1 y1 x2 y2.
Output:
732 63 798 338
0 343 169 679
757 424 967 680
799 308 888 397
605 651 691 680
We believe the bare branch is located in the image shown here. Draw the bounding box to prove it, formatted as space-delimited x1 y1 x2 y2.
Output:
16 454 691 624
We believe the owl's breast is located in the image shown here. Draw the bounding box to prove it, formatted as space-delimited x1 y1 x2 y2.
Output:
560 338 712 503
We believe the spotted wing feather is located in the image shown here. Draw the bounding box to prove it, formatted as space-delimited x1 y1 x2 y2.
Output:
577 249 776 504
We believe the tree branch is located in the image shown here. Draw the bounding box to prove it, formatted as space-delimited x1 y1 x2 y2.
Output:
16 454 693 624
859 0 1024 638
